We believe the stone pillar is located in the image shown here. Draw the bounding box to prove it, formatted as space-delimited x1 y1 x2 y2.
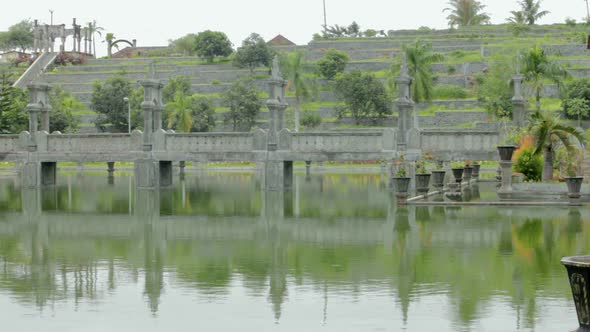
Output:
140 79 164 151
159 161 173 187
26 83 52 133
395 53 415 150
264 56 289 191
512 74 526 127
283 161 293 191
179 161 186 180
107 162 115 183
135 159 158 189
498 160 513 198
305 161 312 177
41 162 56 186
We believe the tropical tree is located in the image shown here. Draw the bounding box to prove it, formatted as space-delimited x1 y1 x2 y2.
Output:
91 75 132 132
49 87 82 133
0 20 33 52
83 21 104 56
529 109 586 181
316 49 349 80
507 10 527 24
281 50 316 132
390 40 444 104
222 80 263 131
169 34 198 56
162 75 192 103
194 30 233 63
443 0 491 28
522 46 568 111
516 0 550 25
334 69 391 124
0 73 28 133
233 33 274 72
166 91 193 132
562 78 590 122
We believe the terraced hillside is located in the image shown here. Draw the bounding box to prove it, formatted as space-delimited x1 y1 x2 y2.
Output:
35 24 590 132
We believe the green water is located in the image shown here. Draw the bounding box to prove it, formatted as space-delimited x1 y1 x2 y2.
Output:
0 172 586 331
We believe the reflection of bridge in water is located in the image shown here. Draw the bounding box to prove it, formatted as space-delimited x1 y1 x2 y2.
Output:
0 56 504 190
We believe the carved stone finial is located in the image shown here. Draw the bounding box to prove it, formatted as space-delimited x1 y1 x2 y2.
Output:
271 55 281 80
401 52 409 77
516 50 520 75
149 61 156 79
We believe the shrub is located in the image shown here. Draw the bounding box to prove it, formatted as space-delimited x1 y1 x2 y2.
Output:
300 110 321 129
562 78 590 121
334 69 391 123
432 85 469 100
513 145 542 182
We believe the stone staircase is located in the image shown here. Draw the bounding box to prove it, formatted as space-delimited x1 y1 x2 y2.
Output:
13 52 57 89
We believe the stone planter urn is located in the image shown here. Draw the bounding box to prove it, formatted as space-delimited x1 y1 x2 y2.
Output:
472 164 481 179
393 177 411 195
415 173 431 195
463 166 473 182
565 177 584 199
561 256 590 330
431 170 446 189
497 145 517 162
451 168 464 184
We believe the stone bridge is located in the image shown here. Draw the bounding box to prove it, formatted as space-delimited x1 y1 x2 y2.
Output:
0 56 510 190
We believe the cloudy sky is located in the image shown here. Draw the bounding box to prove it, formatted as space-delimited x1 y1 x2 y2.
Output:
0 0 587 56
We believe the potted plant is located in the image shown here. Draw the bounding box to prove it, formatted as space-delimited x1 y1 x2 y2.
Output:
564 152 584 199
431 158 446 189
415 158 431 195
463 160 473 182
393 155 410 196
498 124 522 161
450 161 464 184
561 255 590 330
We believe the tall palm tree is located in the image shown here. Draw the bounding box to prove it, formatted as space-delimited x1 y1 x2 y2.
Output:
83 20 104 56
281 50 316 132
517 0 550 25
522 46 568 111
507 10 527 24
443 0 491 28
166 91 193 132
392 40 444 103
529 109 586 181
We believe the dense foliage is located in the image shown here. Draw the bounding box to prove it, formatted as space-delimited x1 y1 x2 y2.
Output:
334 69 391 123
163 75 192 103
562 78 590 121
233 33 274 72
194 30 233 63
91 75 134 132
0 20 33 52
316 49 349 80
222 80 263 131
475 55 514 118
165 92 216 132
513 146 543 181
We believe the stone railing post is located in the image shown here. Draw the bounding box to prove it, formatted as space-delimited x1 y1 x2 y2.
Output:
395 53 415 150
139 79 164 151
512 52 527 127
266 56 288 151
26 82 52 133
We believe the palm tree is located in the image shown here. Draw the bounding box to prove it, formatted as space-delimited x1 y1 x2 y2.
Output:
443 0 491 28
166 91 193 132
517 0 550 25
83 20 104 56
391 41 444 103
522 46 568 111
507 11 527 24
281 50 316 132
529 109 586 181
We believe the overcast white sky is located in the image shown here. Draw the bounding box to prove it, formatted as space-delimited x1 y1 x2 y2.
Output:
1 0 587 56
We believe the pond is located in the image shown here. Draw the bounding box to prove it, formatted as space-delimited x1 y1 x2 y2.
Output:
0 171 586 331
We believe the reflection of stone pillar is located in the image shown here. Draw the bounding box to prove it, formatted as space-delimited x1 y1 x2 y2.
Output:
498 161 513 198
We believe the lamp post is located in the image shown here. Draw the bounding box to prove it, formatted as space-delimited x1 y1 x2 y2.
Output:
123 97 131 133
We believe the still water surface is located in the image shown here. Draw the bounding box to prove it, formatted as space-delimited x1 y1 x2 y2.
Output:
0 171 586 331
